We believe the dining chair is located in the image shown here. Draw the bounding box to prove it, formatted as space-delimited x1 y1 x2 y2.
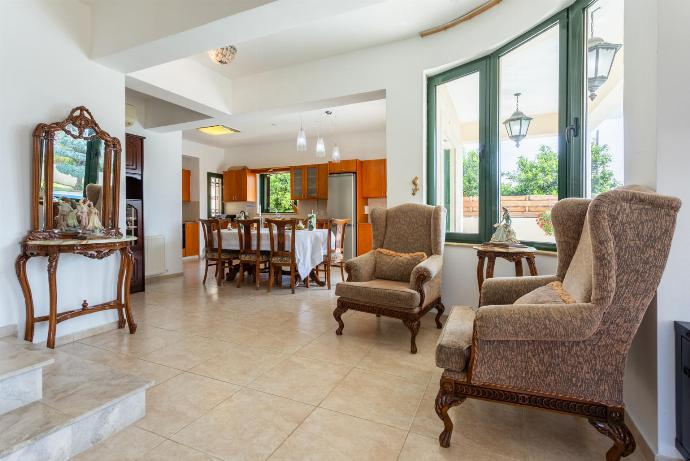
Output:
316 218 348 288
236 218 268 289
200 218 238 285
266 218 299 293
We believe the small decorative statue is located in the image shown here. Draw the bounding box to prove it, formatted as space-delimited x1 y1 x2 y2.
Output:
490 207 519 244
66 206 79 229
307 210 316 231
56 198 73 231
86 202 103 233
76 199 90 231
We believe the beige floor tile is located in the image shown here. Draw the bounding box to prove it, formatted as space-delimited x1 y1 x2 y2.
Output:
410 386 528 458
172 388 314 461
140 335 233 370
248 355 351 405
357 340 436 385
399 432 520 461
58 342 180 385
320 368 427 430
143 440 221 460
72 426 164 461
79 324 182 357
190 343 287 385
295 330 376 366
248 326 319 353
269 408 406 461
137 372 240 437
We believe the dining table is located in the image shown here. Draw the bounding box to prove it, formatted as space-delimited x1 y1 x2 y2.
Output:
215 228 333 281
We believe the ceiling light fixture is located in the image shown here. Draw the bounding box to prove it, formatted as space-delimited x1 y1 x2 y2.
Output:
315 110 331 158
329 111 341 163
197 125 239 136
208 45 237 65
503 93 532 148
296 116 307 152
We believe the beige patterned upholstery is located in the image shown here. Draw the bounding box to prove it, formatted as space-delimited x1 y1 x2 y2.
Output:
437 187 681 405
334 203 447 354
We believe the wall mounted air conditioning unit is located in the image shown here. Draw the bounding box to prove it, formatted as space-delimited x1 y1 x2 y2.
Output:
125 104 137 127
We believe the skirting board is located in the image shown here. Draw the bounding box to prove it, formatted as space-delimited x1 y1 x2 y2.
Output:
0 324 18 338
145 271 183 281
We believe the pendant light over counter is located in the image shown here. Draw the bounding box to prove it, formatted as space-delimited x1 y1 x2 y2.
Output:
296 116 307 152
295 110 342 162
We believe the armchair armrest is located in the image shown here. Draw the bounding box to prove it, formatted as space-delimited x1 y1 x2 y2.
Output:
344 251 376 282
479 275 560 306
410 254 443 306
475 302 602 341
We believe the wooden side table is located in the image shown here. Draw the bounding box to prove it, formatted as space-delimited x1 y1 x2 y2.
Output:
16 236 138 349
473 244 538 292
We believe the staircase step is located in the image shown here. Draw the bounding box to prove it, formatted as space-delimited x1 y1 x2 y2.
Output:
0 343 53 416
0 345 152 461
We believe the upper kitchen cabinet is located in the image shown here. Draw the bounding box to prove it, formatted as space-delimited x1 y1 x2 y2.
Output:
223 168 257 202
328 159 357 173
291 164 328 200
361 159 386 198
125 133 144 177
182 168 191 202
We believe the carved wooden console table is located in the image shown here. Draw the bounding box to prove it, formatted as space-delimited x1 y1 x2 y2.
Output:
473 244 538 292
16 236 138 349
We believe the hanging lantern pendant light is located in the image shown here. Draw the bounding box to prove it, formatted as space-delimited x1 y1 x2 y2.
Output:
315 111 330 158
503 92 532 148
587 7 622 101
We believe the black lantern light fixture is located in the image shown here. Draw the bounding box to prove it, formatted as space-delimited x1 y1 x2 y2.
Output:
503 92 532 148
587 7 622 101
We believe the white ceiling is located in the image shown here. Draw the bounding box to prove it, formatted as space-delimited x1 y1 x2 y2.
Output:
183 98 386 148
192 0 489 78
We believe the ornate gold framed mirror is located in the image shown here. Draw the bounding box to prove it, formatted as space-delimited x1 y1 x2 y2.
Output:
30 106 122 240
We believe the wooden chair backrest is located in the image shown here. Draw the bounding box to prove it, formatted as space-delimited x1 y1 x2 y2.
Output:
332 218 349 255
266 218 298 263
236 218 261 257
200 218 223 259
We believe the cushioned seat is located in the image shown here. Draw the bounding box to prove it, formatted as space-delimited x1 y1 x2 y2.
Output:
335 279 421 308
435 305 476 372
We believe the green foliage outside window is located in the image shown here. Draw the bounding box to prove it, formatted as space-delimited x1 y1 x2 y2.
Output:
264 173 293 213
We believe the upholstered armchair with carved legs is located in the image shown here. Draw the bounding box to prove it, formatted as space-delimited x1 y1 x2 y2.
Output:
334 203 446 354
434 187 680 461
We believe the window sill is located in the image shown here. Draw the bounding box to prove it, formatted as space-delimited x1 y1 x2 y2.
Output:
444 241 558 256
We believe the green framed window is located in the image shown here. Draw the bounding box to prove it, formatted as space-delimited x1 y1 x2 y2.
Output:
427 0 624 250
207 172 223 217
258 172 294 214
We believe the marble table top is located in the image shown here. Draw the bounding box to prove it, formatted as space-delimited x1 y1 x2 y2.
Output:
25 236 137 246
473 243 537 253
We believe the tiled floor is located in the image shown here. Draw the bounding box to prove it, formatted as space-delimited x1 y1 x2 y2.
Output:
66 259 646 461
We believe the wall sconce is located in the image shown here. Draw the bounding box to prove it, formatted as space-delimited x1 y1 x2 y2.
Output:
411 176 420 196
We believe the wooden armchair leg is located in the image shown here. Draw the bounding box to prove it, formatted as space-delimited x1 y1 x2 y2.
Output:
403 319 421 354
435 381 466 448
333 303 348 335
435 302 445 329
339 262 344 282
588 418 636 461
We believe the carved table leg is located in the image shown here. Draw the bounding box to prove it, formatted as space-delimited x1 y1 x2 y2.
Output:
514 259 524 276
333 302 348 335
116 248 127 328
123 247 137 334
588 418 636 461
486 255 496 279
476 254 486 292
16 253 35 342
435 301 445 329
403 318 421 354
526 255 538 276
435 380 466 448
46 251 59 349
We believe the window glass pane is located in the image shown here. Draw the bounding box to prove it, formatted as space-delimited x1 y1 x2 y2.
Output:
434 71 480 234
499 25 559 244
261 173 292 213
585 0 624 196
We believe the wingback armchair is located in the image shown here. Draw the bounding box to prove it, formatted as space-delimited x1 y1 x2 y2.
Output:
434 187 681 461
334 203 446 353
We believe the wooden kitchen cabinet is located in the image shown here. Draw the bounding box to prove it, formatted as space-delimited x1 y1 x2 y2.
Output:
328 159 357 173
357 222 373 255
125 133 144 177
290 163 328 200
182 168 191 202
223 168 256 202
361 159 386 198
182 221 199 257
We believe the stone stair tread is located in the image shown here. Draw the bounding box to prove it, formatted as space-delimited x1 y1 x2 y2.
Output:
0 342 53 381
0 344 153 459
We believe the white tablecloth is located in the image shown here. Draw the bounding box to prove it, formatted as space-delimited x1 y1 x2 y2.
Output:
216 228 331 279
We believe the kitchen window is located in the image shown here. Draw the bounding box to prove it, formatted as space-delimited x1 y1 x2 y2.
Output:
207 172 224 217
427 0 624 249
259 172 294 214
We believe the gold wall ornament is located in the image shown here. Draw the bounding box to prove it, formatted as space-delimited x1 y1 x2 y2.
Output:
411 176 420 196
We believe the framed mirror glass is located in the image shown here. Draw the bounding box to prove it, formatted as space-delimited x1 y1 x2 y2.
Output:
30 107 122 240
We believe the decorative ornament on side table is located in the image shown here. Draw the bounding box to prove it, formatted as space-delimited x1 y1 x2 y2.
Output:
489 207 524 247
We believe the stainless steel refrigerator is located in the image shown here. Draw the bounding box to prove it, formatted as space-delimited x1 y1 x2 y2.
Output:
327 173 357 260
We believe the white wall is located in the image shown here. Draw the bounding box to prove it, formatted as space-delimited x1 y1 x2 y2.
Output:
655 1 690 458
223 129 386 169
0 0 125 339
182 139 226 219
